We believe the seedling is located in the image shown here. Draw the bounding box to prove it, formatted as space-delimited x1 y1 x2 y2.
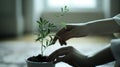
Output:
36 17 56 56
35 5 69 56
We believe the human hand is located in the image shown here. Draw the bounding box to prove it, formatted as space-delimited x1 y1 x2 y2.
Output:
47 46 89 67
52 24 88 45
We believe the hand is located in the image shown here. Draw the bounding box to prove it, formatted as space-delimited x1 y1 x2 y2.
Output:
52 24 88 45
48 46 89 67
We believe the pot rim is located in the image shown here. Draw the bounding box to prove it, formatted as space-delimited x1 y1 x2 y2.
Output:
26 58 54 64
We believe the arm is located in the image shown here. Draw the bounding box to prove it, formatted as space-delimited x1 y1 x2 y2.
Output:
52 18 120 45
48 45 115 67
68 18 120 35
87 18 120 34
52 23 89 45
88 44 115 66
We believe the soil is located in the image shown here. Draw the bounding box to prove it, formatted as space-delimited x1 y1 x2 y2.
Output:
27 54 49 62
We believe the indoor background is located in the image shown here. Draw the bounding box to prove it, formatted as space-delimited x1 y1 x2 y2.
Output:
0 0 120 67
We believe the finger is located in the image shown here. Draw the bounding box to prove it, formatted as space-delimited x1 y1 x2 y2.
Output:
62 29 75 41
48 47 72 61
52 35 67 45
59 39 67 46
58 27 76 43
54 54 74 67
48 50 69 62
58 31 74 46
52 27 74 45
63 34 73 42
54 56 67 63
58 34 72 45
52 28 66 44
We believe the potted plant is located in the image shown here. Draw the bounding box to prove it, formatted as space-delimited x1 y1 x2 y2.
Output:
26 17 56 67
26 6 69 67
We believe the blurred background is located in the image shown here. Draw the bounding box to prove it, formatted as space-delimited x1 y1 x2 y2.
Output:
0 0 120 67
0 0 120 37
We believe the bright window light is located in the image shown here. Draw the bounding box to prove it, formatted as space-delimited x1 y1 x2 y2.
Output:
47 0 97 8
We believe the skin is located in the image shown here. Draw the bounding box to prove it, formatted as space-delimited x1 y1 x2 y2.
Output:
52 23 89 45
88 44 115 66
52 18 120 45
48 17 120 67
48 46 114 67
48 46 93 67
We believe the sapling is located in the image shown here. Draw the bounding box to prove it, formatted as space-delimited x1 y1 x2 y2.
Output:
36 17 56 56
26 6 69 67
35 6 69 56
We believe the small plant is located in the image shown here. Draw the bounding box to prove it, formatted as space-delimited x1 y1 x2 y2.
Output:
36 17 56 56
26 5 69 67
35 5 69 56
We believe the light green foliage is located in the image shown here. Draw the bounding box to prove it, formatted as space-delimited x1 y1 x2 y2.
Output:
60 6 69 29
35 6 69 56
61 5 69 16
36 17 56 56
55 5 69 17
61 22 67 29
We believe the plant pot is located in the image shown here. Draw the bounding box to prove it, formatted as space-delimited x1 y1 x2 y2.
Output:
26 59 55 67
26 55 55 67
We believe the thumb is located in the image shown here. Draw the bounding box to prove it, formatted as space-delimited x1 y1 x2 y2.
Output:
54 57 65 64
59 39 67 46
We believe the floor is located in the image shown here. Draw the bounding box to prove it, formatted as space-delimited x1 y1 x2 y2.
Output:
0 34 115 67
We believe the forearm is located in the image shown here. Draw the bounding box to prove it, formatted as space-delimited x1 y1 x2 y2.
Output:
66 18 120 37
66 23 89 37
87 18 120 34
88 45 115 66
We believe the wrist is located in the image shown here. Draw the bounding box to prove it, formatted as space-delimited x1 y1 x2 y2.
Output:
77 55 95 67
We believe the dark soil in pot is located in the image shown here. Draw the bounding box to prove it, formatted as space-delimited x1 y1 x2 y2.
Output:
26 54 55 67
27 54 49 62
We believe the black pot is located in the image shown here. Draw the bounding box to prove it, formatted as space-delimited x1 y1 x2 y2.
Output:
26 55 55 67
26 58 55 67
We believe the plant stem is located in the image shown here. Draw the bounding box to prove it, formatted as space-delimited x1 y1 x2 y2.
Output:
41 40 44 56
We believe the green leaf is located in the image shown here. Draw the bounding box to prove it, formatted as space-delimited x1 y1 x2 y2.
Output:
65 5 67 9
44 29 50 36
37 21 40 24
44 20 49 25
46 39 49 47
40 17 43 23
42 45 46 48
64 6 69 11
49 35 53 46
48 23 56 29
36 37 42 41
36 14 58 56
